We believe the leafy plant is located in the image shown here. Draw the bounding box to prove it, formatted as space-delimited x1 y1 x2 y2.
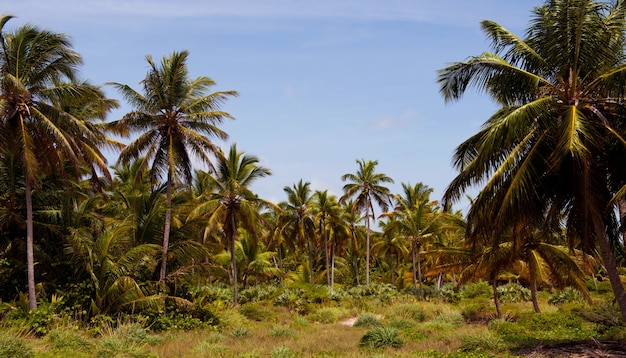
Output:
269 325 293 338
0 334 33 358
353 313 383 328
359 327 404 349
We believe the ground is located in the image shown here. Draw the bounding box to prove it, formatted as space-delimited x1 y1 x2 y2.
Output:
516 340 626 357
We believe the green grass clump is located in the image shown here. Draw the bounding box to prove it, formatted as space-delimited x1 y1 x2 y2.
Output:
0 334 33 358
353 313 383 328
309 307 345 324
458 331 507 354
359 327 404 349
46 327 93 352
230 326 249 338
390 304 425 322
270 345 296 358
269 325 294 338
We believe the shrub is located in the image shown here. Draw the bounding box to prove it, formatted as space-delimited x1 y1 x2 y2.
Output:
238 284 279 304
548 287 585 305
269 325 293 338
390 304 425 322
353 313 383 328
270 345 296 358
230 326 249 339
0 334 33 358
458 331 506 353
46 327 93 351
387 318 416 330
497 282 531 303
309 307 346 324
239 303 274 321
459 281 491 299
359 327 404 349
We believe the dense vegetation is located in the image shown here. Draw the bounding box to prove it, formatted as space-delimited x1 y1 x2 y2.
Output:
1 0 626 356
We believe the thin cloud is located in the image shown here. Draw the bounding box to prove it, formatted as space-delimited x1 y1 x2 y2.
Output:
370 110 415 130
7 0 533 28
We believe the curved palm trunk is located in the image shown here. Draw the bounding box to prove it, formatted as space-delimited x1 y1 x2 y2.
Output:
323 222 330 286
307 239 315 285
411 240 417 294
331 242 336 287
593 214 626 322
492 275 502 319
25 178 37 310
365 200 371 286
229 212 239 305
159 172 173 285
528 256 541 313
416 243 424 301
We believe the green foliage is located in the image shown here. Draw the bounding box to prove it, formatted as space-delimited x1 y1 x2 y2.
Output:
95 323 157 358
309 307 347 324
229 326 250 339
548 287 586 305
353 313 383 328
191 341 230 356
458 331 506 354
142 305 218 331
460 300 489 321
189 285 233 305
345 283 399 303
387 318 416 330
46 327 93 352
0 334 33 358
490 311 595 345
270 345 296 358
434 283 460 303
389 304 425 322
497 283 530 303
459 281 491 299
239 303 275 321
238 285 279 304
269 325 293 338
359 327 404 349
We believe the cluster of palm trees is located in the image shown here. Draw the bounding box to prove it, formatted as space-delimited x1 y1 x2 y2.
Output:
0 14 463 314
2 0 626 324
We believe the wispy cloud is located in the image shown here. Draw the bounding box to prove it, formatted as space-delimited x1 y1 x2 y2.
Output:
7 0 536 28
370 110 415 130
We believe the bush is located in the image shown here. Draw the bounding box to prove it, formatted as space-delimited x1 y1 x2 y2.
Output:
269 325 293 338
460 281 491 299
359 327 404 349
239 303 274 321
548 287 585 305
497 282 531 303
46 327 93 351
390 304 425 322
353 313 383 328
229 326 249 339
458 331 506 353
310 307 345 324
270 345 296 358
0 334 33 358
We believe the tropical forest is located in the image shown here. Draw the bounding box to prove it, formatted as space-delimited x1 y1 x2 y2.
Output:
1 0 626 357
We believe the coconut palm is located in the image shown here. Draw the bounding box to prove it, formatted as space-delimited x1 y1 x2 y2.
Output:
312 190 343 286
373 220 408 286
383 183 440 299
202 144 272 304
108 50 238 287
340 159 394 285
279 180 317 284
438 0 626 320
0 15 116 309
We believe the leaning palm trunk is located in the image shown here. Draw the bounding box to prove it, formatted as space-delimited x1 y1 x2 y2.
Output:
492 275 502 319
416 243 424 301
229 213 239 305
159 172 173 285
593 214 626 322
25 178 37 310
365 201 371 286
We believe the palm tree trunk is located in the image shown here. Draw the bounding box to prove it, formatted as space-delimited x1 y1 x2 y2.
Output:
331 242 335 287
230 213 238 305
323 222 330 286
25 178 37 310
593 214 626 322
417 244 424 301
492 275 502 319
530 276 540 313
365 204 371 286
411 240 417 294
159 172 173 284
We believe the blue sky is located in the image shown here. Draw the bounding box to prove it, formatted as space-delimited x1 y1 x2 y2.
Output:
4 0 543 212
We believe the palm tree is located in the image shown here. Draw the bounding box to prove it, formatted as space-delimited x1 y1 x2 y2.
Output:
202 144 272 304
438 0 626 321
0 15 116 309
312 190 343 286
383 183 439 299
373 220 408 286
340 159 394 285
108 50 238 287
279 180 317 285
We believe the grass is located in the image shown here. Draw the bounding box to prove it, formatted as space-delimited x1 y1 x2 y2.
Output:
0 287 623 357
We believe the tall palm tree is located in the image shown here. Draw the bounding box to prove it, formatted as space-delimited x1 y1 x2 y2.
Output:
312 190 342 286
438 0 626 321
383 183 439 299
203 144 272 304
0 15 116 309
280 180 317 284
108 50 238 287
340 159 394 285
